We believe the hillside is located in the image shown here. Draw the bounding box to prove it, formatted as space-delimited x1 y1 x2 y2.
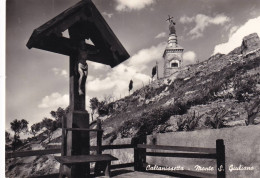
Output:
6 33 260 177
101 33 260 143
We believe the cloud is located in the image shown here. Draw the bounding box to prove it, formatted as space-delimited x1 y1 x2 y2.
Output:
85 95 91 110
128 42 166 70
180 14 230 39
183 51 197 65
87 63 150 98
213 16 260 54
88 61 110 70
155 32 167 39
102 12 113 18
87 75 94 81
228 25 239 37
86 42 166 98
38 92 69 108
115 0 156 11
180 16 194 23
52 68 68 78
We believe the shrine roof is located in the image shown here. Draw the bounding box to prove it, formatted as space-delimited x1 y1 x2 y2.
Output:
27 0 129 68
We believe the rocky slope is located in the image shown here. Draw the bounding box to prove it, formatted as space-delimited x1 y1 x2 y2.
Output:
101 33 260 143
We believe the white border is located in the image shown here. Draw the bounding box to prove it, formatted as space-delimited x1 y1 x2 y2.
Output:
1 0 6 177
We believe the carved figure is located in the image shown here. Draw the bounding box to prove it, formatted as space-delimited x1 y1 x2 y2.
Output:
169 20 176 34
78 42 88 95
77 40 99 95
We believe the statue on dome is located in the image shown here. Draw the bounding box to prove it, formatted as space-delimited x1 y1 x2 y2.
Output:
166 15 176 34
169 20 176 34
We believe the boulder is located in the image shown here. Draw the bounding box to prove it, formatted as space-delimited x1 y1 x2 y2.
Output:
241 33 260 56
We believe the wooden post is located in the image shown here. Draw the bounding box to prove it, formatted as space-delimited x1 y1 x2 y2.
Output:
61 116 67 156
59 116 67 178
133 136 147 171
216 139 225 178
94 119 104 176
66 29 90 178
96 119 103 154
104 161 111 177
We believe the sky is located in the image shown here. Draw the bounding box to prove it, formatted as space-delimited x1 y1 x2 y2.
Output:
5 0 260 131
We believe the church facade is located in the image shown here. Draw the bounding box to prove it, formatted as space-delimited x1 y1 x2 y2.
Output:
163 18 184 78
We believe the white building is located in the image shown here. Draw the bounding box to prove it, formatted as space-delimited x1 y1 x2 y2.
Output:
163 19 184 78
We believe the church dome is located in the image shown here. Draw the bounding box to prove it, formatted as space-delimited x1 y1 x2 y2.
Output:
165 34 184 50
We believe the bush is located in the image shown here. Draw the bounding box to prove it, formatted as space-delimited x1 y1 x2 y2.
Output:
115 102 189 138
135 102 188 137
177 111 202 131
234 76 256 102
245 99 260 125
206 108 229 129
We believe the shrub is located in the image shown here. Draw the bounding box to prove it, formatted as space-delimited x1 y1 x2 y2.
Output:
135 102 188 137
207 108 229 129
177 111 203 131
245 99 260 125
234 77 256 102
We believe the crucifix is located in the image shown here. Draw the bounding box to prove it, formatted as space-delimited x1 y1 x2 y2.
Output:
166 15 174 23
27 0 129 177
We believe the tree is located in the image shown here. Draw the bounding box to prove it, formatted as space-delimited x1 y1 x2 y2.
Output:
10 119 29 150
30 123 41 138
50 106 69 127
97 100 108 116
152 66 156 79
103 94 114 103
41 118 58 143
129 80 133 95
5 131 11 143
90 97 99 121
10 119 29 136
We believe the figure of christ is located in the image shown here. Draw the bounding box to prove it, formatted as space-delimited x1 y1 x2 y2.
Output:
169 20 176 34
77 41 99 95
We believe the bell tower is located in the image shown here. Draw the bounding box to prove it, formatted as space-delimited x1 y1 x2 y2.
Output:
163 16 184 78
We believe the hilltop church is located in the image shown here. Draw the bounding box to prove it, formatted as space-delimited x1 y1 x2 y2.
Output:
163 17 184 78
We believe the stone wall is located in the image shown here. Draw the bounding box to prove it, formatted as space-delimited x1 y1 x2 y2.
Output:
108 125 260 178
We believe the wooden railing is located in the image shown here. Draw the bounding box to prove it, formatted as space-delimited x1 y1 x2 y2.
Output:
134 138 225 178
6 143 135 176
6 145 133 159
6 125 225 178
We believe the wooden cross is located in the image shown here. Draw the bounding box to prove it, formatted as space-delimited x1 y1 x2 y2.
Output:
166 15 174 23
27 1 129 177
27 0 129 111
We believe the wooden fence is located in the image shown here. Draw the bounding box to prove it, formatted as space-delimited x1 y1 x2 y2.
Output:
134 138 225 178
6 132 225 178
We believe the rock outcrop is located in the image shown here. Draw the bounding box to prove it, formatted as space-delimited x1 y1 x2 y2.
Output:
241 33 260 55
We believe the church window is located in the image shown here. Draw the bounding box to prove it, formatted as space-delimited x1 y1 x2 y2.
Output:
171 62 178 67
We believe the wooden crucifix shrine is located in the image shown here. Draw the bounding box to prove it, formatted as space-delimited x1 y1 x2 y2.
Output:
27 0 129 177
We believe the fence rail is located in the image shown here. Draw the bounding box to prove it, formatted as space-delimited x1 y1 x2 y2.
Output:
145 151 216 159
6 144 134 159
6 148 61 159
137 144 216 154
